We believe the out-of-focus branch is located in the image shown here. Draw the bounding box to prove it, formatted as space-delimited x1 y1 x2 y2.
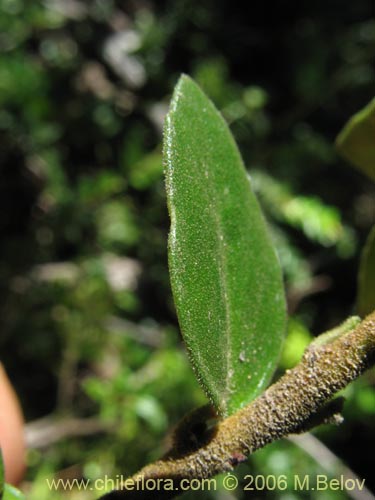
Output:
25 416 112 449
288 434 375 500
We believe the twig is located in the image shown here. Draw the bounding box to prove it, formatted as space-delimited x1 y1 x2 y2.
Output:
99 311 375 499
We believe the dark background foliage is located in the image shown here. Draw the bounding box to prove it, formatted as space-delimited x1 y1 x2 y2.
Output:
0 1 374 498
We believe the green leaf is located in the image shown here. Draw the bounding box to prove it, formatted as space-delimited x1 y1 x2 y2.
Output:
357 225 375 317
0 451 24 500
335 98 375 181
164 75 286 416
0 449 4 500
3 484 25 500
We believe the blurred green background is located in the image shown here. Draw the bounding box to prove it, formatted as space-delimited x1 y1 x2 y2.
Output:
0 0 374 498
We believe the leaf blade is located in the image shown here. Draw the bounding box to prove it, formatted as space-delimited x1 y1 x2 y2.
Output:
357 225 375 317
0 449 4 500
335 97 375 181
164 75 286 416
3 484 25 500
0 452 24 500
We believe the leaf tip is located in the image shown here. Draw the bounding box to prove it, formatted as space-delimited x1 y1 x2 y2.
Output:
169 74 194 115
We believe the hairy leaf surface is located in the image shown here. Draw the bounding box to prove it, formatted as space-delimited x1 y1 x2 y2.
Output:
164 75 286 416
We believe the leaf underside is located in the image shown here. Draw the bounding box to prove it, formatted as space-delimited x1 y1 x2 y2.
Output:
335 97 375 182
164 75 286 416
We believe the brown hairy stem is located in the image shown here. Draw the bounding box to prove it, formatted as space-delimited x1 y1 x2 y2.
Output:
100 311 375 500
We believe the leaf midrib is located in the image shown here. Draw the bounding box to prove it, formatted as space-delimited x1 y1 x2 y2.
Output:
206 168 232 414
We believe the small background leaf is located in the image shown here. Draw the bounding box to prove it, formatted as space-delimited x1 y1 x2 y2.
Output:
0 451 24 500
336 97 375 181
3 484 25 500
0 450 4 500
357 225 375 317
164 75 286 416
